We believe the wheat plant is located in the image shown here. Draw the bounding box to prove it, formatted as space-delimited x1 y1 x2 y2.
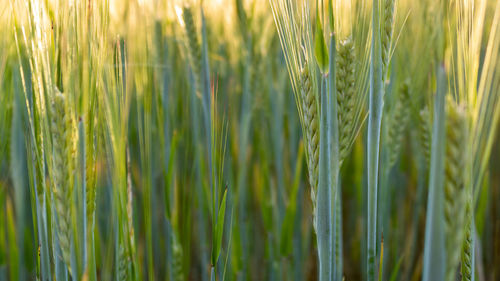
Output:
1 0 500 281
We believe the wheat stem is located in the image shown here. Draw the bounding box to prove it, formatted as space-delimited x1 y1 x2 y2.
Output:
85 114 96 225
367 0 384 278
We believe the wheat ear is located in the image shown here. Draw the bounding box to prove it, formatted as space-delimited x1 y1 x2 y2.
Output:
118 243 129 281
172 232 184 280
461 198 473 281
386 81 410 167
382 0 395 75
444 97 468 281
182 6 202 94
300 66 320 231
336 37 357 164
51 89 75 273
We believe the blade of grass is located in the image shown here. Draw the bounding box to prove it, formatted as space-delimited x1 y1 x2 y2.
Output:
422 65 447 281
317 74 332 281
328 33 341 281
367 0 384 279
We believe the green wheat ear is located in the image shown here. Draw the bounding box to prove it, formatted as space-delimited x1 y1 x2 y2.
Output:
418 105 432 167
443 96 468 281
172 232 184 281
386 80 411 168
300 65 320 231
382 0 395 75
118 243 129 281
50 88 75 274
461 199 473 281
336 36 356 164
182 5 202 95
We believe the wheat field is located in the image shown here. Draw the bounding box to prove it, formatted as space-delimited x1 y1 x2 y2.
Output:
0 0 499 280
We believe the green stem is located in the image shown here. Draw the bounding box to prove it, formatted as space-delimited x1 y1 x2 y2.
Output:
317 74 332 281
333 182 343 281
329 34 340 281
367 0 384 279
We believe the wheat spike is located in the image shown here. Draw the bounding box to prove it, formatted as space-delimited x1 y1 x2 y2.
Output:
50 88 75 273
182 6 202 94
461 198 473 281
118 243 129 281
444 97 468 281
386 81 410 168
172 233 184 281
382 0 395 74
336 37 357 164
300 66 320 231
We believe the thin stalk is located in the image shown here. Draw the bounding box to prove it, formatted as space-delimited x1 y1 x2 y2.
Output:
199 7 220 281
367 0 384 279
11 84 27 281
333 180 343 281
76 120 87 279
36 192 51 281
328 34 340 281
317 75 332 281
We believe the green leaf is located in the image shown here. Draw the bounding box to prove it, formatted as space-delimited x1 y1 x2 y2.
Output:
389 255 404 281
422 65 447 281
279 142 304 256
328 0 335 32
212 189 227 265
367 0 385 278
314 14 329 74
165 133 178 220
328 33 341 281
317 76 332 281
75 120 87 279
